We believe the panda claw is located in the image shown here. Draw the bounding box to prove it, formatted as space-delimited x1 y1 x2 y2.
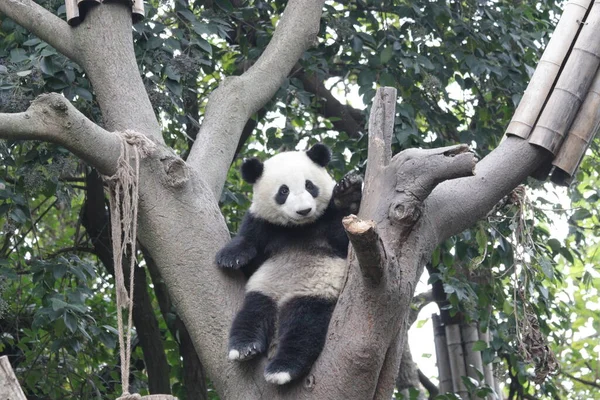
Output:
228 342 263 361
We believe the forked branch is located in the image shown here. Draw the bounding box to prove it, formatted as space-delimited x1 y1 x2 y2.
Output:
0 93 120 174
187 0 326 198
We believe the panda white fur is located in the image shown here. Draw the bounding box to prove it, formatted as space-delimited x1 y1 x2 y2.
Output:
215 143 362 385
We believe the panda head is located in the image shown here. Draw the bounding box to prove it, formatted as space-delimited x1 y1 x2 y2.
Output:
241 143 336 226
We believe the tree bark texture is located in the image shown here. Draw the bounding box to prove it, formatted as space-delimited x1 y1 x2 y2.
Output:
0 2 555 399
0 355 27 400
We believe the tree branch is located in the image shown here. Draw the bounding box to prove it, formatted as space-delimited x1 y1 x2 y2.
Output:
0 93 120 175
418 369 439 399
562 371 600 389
297 70 365 138
425 136 551 244
343 215 386 285
0 0 77 63
187 0 326 198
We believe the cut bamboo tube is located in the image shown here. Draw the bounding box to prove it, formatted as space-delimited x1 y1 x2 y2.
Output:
65 0 81 26
446 323 468 398
505 0 593 139
551 64 600 185
132 0 145 23
433 314 453 394
77 0 101 6
529 2 600 153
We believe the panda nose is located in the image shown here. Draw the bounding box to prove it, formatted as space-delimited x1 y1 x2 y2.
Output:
296 208 312 216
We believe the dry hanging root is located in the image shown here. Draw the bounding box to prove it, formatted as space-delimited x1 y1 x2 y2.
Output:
103 131 178 400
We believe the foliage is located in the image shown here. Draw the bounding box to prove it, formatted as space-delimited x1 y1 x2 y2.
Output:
0 0 597 399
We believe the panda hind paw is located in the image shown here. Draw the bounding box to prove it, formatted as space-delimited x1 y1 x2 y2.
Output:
227 342 263 361
264 371 292 385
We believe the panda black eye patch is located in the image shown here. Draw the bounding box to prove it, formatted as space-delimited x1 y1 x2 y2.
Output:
305 180 319 198
275 185 290 205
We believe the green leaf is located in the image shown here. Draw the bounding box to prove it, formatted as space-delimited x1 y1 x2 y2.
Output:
476 227 487 252
379 71 396 87
51 298 68 312
64 312 77 333
539 256 554 280
10 48 28 63
472 340 488 352
9 208 27 224
215 0 233 12
380 47 393 64
23 38 41 46
166 78 182 97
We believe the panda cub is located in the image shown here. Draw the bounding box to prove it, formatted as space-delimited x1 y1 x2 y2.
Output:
216 143 362 385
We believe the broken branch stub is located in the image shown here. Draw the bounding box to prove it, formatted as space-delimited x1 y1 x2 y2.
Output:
343 215 386 285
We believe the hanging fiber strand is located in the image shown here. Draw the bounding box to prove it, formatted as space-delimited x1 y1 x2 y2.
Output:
102 130 158 399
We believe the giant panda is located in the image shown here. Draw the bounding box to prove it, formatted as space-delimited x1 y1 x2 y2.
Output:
215 143 362 385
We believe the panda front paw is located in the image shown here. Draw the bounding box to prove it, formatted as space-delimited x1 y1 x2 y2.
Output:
333 172 363 214
215 240 257 269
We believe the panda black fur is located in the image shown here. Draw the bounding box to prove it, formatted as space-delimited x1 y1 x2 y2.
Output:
215 143 362 385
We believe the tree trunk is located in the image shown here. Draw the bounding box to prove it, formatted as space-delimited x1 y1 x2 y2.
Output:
0 356 27 400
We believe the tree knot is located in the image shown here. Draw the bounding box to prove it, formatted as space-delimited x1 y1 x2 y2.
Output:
388 199 421 226
161 156 189 187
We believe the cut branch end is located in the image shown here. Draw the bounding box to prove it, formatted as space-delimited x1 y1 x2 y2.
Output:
343 215 385 285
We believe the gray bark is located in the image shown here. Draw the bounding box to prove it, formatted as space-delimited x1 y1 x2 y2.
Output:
0 2 553 400
0 356 27 400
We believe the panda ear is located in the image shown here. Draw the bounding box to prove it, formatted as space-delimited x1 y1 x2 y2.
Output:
306 143 331 167
241 158 264 184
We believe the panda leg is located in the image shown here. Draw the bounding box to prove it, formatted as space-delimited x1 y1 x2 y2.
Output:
228 291 277 362
264 296 336 385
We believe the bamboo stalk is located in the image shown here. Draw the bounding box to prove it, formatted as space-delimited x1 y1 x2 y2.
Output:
505 0 593 139
433 314 453 394
551 64 600 185
478 329 497 399
461 322 484 384
529 1 600 153
494 370 502 400
446 323 469 398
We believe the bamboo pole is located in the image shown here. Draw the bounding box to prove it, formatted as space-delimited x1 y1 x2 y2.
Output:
461 322 484 384
529 1 600 153
446 323 469 398
551 63 600 185
505 0 594 139
433 314 453 394
65 0 80 26
478 329 497 399
132 0 145 23
0 356 27 400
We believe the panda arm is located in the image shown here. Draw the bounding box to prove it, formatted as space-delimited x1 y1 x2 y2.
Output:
215 213 264 269
332 172 363 216
323 173 364 259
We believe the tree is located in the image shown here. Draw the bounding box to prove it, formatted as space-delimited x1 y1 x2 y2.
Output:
0 0 598 399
